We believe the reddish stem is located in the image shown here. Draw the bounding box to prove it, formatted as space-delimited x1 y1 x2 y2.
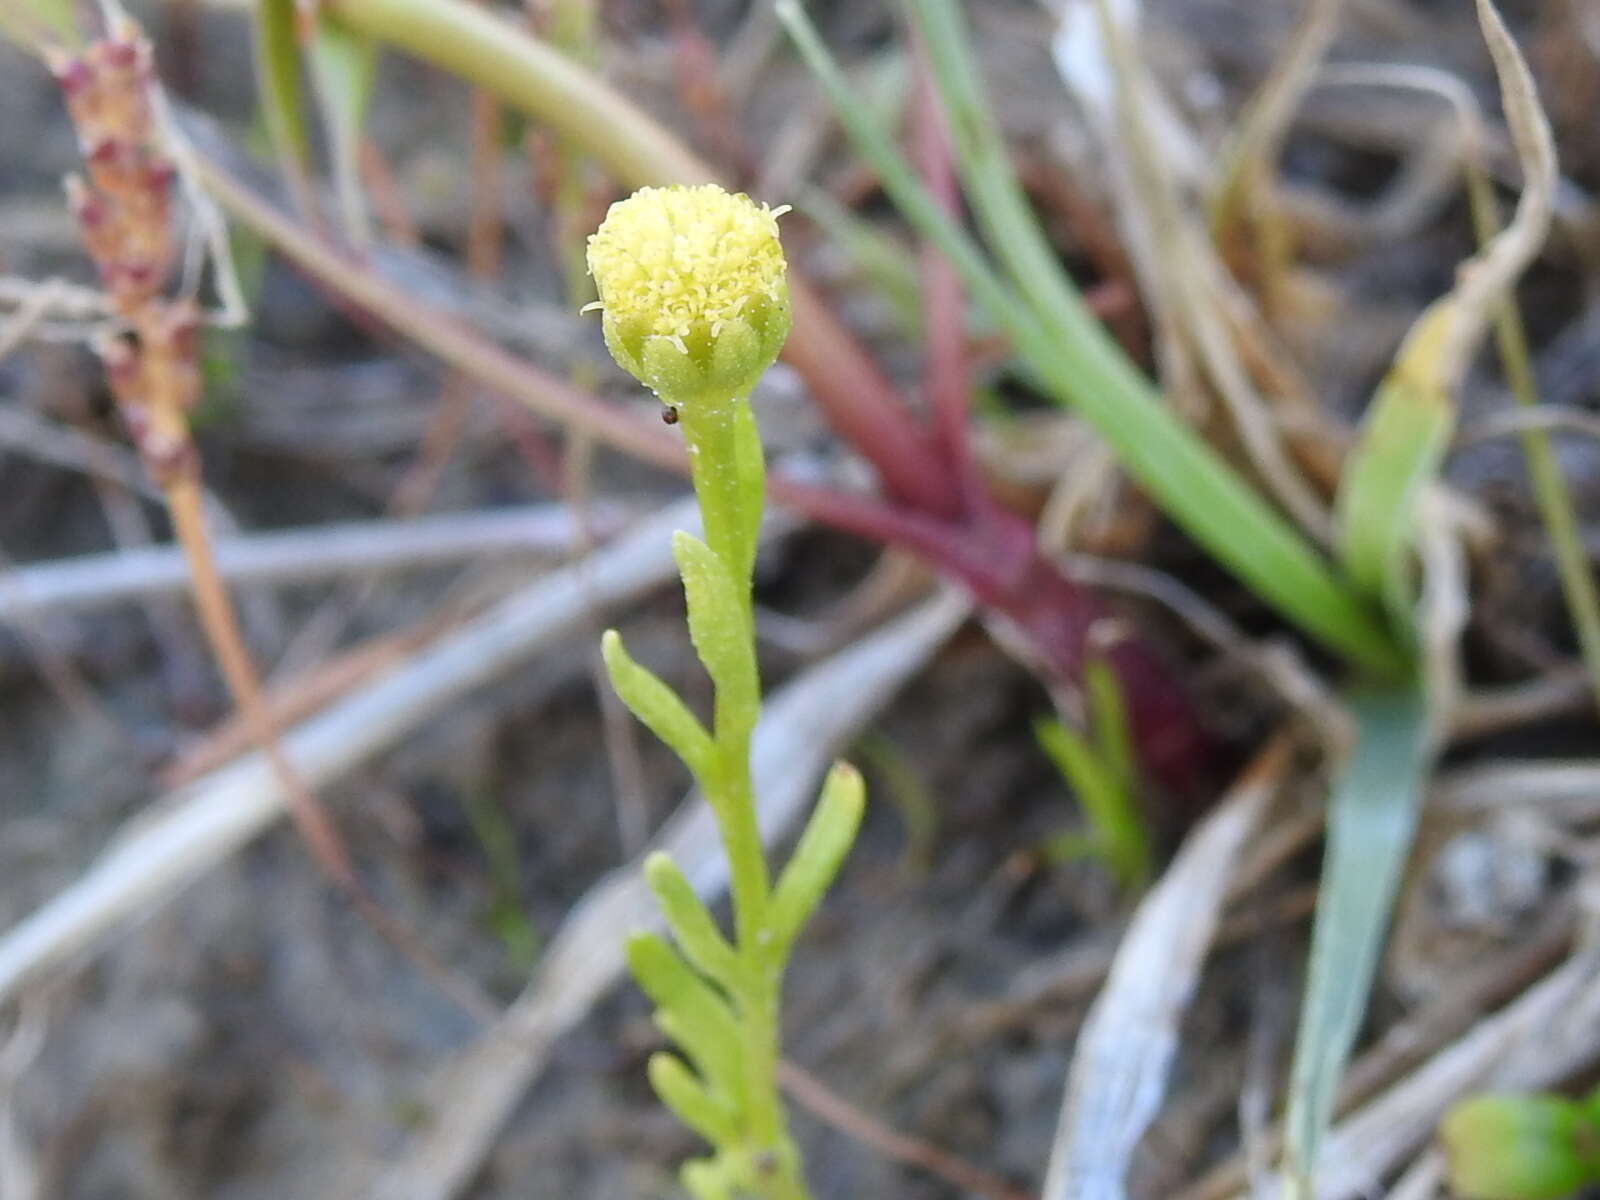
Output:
782 283 959 519
910 54 985 512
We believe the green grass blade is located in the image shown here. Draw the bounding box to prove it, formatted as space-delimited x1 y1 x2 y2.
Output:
1464 109 1600 715
778 0 1403 678
0 0 79 50
1334 305 1455 626
905 0 1102 354
251 0 315 209
794 185 924 336
1086 658 1138 795
1282 686 1430 1197
307 12 379 247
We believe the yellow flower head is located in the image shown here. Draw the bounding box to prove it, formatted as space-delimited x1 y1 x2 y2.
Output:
586 184 791 402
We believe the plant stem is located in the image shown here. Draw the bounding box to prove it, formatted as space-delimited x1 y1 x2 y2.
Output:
677 394 807 1199
1466 165 1600 715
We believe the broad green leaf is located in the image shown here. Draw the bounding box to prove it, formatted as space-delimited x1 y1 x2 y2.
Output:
646 1052 740 1149
601 630 715 783
625 933 744 1106
770 762 866 949
307 12 378 247
643 852 738 990
1282 686 1430 1197
1335 305 1455 627
671 532 759 740
778 0 1404 679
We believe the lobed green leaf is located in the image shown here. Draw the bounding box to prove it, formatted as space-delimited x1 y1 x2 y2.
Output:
643 852 739 990
770 762 866 950
672 532 760 741
646 1052 741 1150
625 933 745 1108
729 399 766 591
600 630 715 783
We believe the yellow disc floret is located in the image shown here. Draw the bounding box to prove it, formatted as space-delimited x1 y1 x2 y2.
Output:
586 184 791 402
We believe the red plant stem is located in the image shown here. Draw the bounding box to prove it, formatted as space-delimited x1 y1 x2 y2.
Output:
903 45 1207 794
783 284 958 518
910 53 985 512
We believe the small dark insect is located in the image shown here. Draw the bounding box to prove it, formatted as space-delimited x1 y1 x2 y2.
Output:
661 404 680 425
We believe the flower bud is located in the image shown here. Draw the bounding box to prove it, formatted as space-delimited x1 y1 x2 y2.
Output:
585 184 790 403
1440 1093 1600 1200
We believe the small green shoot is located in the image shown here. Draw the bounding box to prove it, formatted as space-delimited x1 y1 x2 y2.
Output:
1033 659 1151 894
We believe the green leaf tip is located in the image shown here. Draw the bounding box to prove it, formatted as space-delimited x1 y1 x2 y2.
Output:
644 852 739 988
600 629 715 781
647 1051 741 1149
771 762 866 948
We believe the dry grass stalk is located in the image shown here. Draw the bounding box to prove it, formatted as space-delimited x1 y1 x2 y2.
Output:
1041 733 1292 1200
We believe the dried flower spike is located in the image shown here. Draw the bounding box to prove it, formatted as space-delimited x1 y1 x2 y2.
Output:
585 184 791 402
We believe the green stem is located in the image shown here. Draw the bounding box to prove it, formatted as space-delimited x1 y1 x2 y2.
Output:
681 394 757 615
677 392 806 1198
1466 164 1600 715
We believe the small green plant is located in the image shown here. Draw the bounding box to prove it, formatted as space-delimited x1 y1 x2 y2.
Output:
1034 659 1151 893
588 184 864 1200
1441 1091 1600 1200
